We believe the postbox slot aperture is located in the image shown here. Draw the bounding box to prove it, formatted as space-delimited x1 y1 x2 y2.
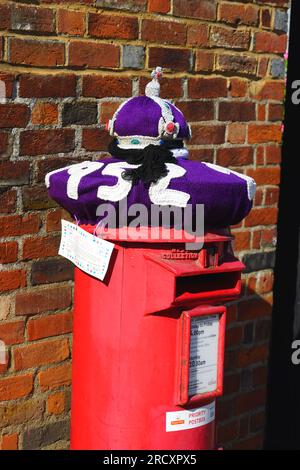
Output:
175 271 241 304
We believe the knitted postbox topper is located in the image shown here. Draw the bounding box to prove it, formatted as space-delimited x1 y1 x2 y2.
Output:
46 68 256 230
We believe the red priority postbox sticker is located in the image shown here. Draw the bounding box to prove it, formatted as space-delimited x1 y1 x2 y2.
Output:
166 402 215 432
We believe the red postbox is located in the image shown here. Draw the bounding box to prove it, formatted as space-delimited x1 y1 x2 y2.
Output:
70 227 244 450
46 69 255 450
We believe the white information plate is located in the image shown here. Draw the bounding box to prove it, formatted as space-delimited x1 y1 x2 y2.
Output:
59 220 115 281
188 314 219 397
166 402 215 432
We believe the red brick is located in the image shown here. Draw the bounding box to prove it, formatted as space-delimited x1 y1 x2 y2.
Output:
139 76 182 99
83 75 132 98
82 128 110 152
236 389 266 414
142 19 186 45
0 433 18 450
28 312 73 341
31 103 58 125
15 286 72 316
227 123 246 144
31 258 74 286
58 9 85 36
254 31 287 53
257 103 266 121
89 13 138 40
187 23 209 47
238 297 272 321
251 80 285 102
38 362 72 391
217 420 239 442
246 207 278 227
188 148 214 163
210 26 250 50
10 38 65 67
247 167 280 185
239 416 250 439
217 147 253 167
261 8 272 28
69 41 119 69
22 186 56 211
46 208 72 232
20 129 75 156
219 101 255 121
22 236 60 261
0 271 26 292
265 187 280 206
223 373 240 395
218 3 258 26
149 47 192 72
232 230 251 251
261 228 277 248
148 0 170 13
256 146 265 166
189 77 227 99
230 78 249 98
173 0 216 20
217 54 257 76
0 397 44 427
257 56 269 78
0 189 17 214
11 5 55 34
248 124 282 144
47 391 65 415
190 124 226 145
0 104 30 128
13 338 70 371
36 158 77 184
99 101 122 125
248 271 274 294
0 214 40 237
175 101 214 122
238 345 269 368
19 74 76 98
195 50 215 72
226 304 238 324
0 374 33 401
0 4 11 30
226 326 243 347
255 318 272 342
253 366 268 387
0 161 30 186
0 132 9 154
250 411 265 433
0 321 25 345
266 146 281 165
268 103 284 121
218 397 236 421
0 72 14 98
0 242 18 264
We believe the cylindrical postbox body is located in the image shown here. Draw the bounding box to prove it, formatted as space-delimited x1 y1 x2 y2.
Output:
70 229 244 450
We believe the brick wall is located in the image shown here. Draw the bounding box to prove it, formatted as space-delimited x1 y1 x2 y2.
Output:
0 0 289 450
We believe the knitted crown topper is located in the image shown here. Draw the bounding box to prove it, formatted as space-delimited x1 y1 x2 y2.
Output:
106 67 192 150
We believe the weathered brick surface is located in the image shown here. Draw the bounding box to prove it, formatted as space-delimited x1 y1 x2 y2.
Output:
0 0 288 451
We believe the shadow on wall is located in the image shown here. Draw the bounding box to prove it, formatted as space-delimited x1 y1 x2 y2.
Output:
265 0 300 451
217 283 273 450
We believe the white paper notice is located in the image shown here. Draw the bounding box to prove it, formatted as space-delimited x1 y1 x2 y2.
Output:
59 220 115 281
188 315 219 397
166 402 215 432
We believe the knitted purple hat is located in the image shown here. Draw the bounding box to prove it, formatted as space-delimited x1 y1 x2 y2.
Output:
107 67 191 149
